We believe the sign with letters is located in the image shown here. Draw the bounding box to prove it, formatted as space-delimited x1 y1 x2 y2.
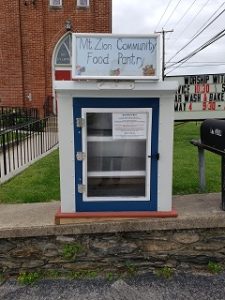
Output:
166 74 225 120
72 33 159 80
112 112 147 139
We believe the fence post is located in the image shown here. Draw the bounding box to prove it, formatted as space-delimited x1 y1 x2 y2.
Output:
222 156 225 211
2 133 7 175
198 147 206 192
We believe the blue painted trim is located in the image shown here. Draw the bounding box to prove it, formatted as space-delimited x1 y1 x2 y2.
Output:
73 97 159 212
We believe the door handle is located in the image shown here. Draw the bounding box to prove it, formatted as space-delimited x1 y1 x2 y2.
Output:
148 153 160 160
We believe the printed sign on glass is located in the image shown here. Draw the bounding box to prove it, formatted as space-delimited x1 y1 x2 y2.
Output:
112 112 147 139
72 33 159 80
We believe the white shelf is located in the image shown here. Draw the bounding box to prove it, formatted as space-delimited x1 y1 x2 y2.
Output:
87 171 146 178
87 136 147 142
87 136 114 142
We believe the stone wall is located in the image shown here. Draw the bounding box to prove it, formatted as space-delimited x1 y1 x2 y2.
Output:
1 227 225 276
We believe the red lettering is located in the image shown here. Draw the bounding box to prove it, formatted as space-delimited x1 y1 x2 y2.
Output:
202 101 206 111
208 101 216 110
203 93 207 101
195 84 210 93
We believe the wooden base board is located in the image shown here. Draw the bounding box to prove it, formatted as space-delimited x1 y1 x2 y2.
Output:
55 209 178 225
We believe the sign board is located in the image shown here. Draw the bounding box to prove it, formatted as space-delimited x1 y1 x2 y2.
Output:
166 74 225 120
72 33 159 80
112 112 147 139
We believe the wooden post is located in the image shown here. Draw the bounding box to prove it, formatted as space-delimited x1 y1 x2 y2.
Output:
222 156 225 211
198 147 206 192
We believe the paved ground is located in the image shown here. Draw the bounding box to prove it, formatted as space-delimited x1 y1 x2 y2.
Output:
0 193 223 229
0 193 224 238
1 271 225 300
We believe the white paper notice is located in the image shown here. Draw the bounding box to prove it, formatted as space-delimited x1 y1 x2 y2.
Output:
112 113 147 139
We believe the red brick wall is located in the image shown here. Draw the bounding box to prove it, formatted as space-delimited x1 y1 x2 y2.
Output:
0 1 24 107
0 0 112 115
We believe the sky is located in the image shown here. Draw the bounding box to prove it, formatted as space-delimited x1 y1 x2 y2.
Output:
112 0 225 76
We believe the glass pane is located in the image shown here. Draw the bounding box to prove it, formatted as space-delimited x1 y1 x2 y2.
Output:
64 34 72 51
56 44 70 65
86 112 148 198
87 113 112 136
87 140 146 171
88 177 145 197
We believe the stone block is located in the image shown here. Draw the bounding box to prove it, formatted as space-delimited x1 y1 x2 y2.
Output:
141 240 180 252
173 232 200 244
22 260 45 269
0 241 16 253
90 240 138 256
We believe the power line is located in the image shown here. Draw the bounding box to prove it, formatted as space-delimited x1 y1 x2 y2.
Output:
166 63 225 68
166 4 225 64
155 0 174 31
162 0 183 28
190 2 225 42
166 0 198 42
168 30 225 69
167 61 225 64
165 29 225 75
167 4 225 64
170 0 211 44
171 0 197 29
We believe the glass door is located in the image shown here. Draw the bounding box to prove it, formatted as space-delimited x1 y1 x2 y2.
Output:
83 108 152 201
73 98 159 212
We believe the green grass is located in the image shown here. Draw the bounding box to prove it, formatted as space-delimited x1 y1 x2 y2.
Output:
17 271 42 285
0 149 60 203
0 122 221 203
155 266 174 279
62 243 84 260
173 122 220 194
207 261 223 274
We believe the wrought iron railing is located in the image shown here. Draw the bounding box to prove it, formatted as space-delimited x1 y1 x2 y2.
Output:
0 115 58 182
0 106 39 133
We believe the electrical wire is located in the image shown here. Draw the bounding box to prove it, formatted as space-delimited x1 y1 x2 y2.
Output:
167 3 225 64
170 0 210 43
190 2 225 42
167 61 225 64
165 29 225 75
178 29 225 65
171 0 197 30
155 0 174 31
167 63 225 68
166 0 198 41
167 31 225 70
162 0 183 28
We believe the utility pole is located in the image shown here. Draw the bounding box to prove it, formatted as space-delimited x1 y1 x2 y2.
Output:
155 29 173 80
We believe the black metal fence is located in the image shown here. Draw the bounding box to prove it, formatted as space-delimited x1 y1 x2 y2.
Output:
0 115 58 181
0 107 39 133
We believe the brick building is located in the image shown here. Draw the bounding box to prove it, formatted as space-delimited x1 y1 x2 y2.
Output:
0 0 112 116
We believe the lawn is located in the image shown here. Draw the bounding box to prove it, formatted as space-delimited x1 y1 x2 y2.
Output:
173 122 220 194
0 149 60 203
0 122 221 203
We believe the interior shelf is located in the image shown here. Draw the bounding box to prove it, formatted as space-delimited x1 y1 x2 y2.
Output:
87 156 146 172
88 170 146 178
87 177 146 197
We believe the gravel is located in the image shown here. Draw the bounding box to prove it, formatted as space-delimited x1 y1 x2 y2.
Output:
1 271 225 300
